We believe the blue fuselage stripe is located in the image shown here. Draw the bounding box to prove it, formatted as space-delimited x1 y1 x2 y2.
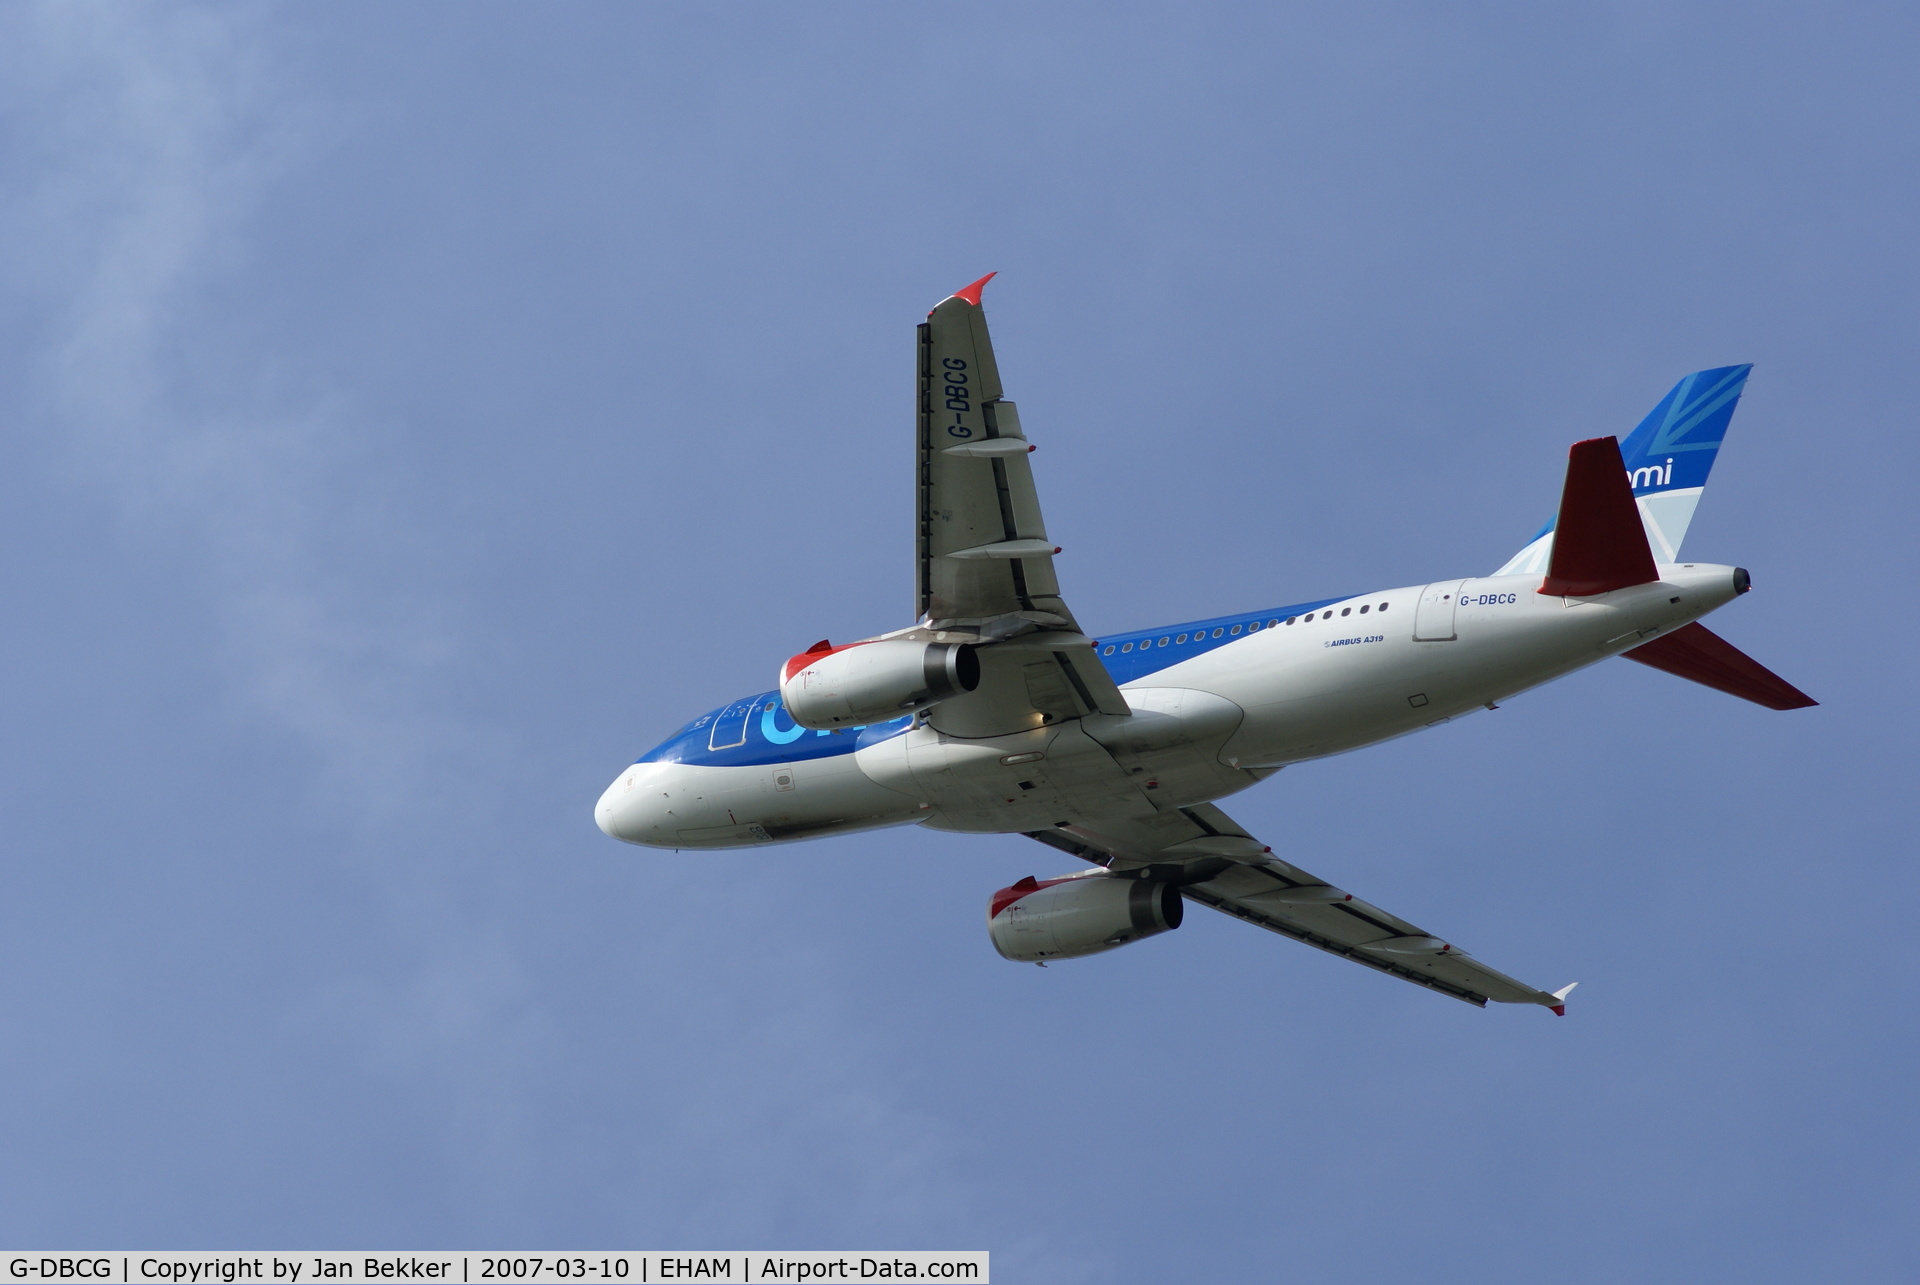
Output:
635 596 1350 768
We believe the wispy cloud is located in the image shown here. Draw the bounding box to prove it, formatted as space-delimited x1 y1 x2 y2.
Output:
1 5 982 1244
8 3 477 810
5 0 577 1204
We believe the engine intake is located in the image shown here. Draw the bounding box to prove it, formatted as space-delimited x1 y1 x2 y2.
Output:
779 639 980 729
987 873 1183 962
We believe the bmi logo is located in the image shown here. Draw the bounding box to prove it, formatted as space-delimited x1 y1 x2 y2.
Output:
1629 457 1675 490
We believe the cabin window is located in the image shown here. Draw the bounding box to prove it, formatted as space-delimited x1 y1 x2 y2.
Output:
1359 604 1369 614
1121 642 1133 652
1212 627 1224 638
1285 617 1296 625
1341 607 1351 616
1176 633 1188 643
1102 645 1114 655
1322 611 1333 620
1268 619 1280 628
1379 602 1389 611
1159 636 1171 646
1230 624 1243 635
1248 621 1261 631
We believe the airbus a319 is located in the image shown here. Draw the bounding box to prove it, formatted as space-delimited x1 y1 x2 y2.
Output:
596 275 1814 1014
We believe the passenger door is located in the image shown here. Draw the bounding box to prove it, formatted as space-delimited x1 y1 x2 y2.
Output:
1413 580 1466 641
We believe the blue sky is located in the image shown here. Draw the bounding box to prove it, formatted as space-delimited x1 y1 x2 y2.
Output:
2 4 1915 1279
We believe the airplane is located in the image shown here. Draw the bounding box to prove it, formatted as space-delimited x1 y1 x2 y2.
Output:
595 274 1815 1015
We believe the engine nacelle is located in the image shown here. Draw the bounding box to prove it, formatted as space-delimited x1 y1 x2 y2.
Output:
987 873 1184 962
779 639 980 729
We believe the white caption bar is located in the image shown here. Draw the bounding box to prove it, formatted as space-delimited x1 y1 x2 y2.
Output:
3 1257 986 1285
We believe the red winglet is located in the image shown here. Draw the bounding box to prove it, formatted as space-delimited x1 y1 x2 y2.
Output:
1539 436 1659 597
1550 1004 1567 1016
953 272 996 306
1623 622 1818 710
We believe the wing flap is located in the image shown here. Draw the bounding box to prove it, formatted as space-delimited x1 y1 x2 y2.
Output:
1051 640 1131 717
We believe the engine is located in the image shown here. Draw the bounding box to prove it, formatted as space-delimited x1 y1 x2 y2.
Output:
987 872 1184 962
779 639 980 729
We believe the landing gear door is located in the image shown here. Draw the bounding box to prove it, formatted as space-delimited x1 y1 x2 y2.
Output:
1413 580 1466 641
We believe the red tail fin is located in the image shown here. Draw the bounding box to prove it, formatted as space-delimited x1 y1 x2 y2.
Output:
1539 436 1659 597
1623 622 1817 710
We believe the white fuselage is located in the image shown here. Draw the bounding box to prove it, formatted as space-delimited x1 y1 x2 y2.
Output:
596 564 1743 849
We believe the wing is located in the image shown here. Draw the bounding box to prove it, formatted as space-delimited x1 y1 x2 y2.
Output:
910 276 1128 729
1028 804 1575 1012
917 274 1064 628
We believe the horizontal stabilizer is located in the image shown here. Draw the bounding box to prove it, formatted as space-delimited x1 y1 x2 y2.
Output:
1539 437 1659 597
1623 622 1817 710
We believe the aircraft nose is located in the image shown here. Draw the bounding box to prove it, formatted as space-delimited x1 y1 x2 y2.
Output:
595 766 663 844
594 787 624 839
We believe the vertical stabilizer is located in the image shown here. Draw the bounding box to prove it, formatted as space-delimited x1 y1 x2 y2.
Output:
1498 365 1751 575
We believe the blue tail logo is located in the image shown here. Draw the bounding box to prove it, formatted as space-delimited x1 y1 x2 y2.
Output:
1497 365 1751 574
